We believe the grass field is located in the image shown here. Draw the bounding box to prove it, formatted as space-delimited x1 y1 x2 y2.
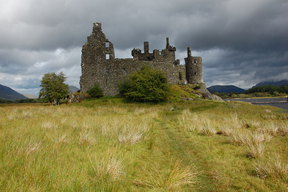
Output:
0 99 287 191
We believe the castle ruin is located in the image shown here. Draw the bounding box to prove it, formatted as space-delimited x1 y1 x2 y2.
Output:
80 23 203 96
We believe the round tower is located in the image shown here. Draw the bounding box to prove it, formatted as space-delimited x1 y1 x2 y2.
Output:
185 47 203 84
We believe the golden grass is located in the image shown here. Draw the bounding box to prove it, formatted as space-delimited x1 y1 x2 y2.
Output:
164 161 197 190
254 156 288 180
178 110 244 136
0 104 168 191
257 121 288 136
134 160 197 191
230 131 272 146
246 142 265 158
88 151 124 181
0 100 287 191
177 107 283 161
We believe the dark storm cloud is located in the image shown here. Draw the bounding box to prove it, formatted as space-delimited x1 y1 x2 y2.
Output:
1 0 288 51
0 0 287 95
201 48 288 88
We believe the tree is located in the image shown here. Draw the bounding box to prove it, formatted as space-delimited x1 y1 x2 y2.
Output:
87 83 103 98
119 65 169 102
39 72 69 105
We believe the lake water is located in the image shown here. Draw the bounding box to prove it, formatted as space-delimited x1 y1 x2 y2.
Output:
226 97 288 111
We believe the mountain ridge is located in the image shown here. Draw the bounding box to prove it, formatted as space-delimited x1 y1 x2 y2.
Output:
208 85 245 94
253 80 288 87
0 84 27 101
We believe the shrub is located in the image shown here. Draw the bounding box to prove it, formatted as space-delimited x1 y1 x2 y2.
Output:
87 84 103 98
119 65 169 102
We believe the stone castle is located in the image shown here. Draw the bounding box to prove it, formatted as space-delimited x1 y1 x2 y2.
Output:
80 23 203 96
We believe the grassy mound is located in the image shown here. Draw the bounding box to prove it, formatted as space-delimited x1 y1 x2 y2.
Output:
168 84 204 101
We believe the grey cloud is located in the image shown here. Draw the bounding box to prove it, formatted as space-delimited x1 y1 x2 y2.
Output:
0 0 287 95
200 49 288 88
2 0 287 52
0 47 81 95
0 47 80 74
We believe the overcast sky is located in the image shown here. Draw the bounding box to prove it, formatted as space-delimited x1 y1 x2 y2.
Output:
0 0 287 95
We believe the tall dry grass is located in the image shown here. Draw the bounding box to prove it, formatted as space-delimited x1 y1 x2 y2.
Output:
88 151 124 181
0 105 162 191
134 160 197 191
254 156 288 180
258 121 288 136
178 110 243 136
176 108 286 159
1 100 287 191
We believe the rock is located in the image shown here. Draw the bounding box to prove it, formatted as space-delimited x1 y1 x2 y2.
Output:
198 83 224 101
210 94 224 101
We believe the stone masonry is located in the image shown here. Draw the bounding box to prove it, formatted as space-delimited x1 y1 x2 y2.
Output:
80 22 203 96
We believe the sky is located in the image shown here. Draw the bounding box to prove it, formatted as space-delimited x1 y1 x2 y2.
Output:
0 0 287 96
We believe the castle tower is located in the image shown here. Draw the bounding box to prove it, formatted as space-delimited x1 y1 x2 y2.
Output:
185 47 203 84
80 22 115 93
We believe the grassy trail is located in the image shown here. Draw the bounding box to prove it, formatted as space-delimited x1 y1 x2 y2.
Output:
162 121 215 192
160 115 216 191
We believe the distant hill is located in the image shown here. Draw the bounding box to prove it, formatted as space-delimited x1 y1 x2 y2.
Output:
69 86 79 93
253 80 288 87
208 85 245 94
0 84 27 101
23 94 38 99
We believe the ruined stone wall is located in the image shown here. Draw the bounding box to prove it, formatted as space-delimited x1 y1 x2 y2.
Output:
80 23 200 96
81 57 185 96
89 59 185 96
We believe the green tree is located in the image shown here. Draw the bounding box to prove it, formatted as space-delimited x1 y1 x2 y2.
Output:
87 84 103 98
39 72 69 105
119 65 169 102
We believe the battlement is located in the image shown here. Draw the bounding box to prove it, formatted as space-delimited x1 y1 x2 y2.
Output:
131 38 176 62
80 22 203 96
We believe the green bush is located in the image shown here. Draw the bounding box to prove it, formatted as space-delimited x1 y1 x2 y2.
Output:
87 84 103 98
119 65 169 103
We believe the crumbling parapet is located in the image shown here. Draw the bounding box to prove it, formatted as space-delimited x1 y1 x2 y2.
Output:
166 37 176 52
131 37 177 62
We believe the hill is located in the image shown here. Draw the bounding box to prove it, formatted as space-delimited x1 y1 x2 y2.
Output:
208 85 245 93
69 85 79 93
23 94 38 99
253 80 288 87
0 84 27 101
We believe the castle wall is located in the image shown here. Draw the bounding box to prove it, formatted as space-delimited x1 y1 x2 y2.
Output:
80 23 200 96
81 58 185 96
